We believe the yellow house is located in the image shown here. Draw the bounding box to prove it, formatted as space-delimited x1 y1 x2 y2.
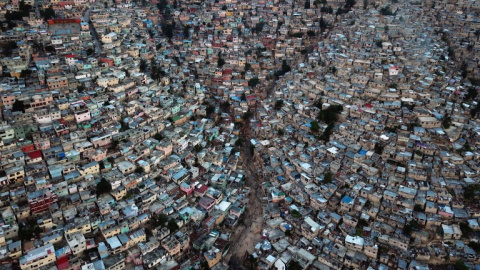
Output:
204 249 222 268
8 240 22 259
20 243 56 270
80 162 100 176
111 186 126 201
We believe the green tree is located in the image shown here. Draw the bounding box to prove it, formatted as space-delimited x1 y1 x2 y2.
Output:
288 260 302 270
167 219 179 232
254 22 266 33
20 69 32 78
139 58 148 72
217 57 225 67
320 122 334 142
96 179 112 196
374 143 384 154
248 77 260 88
194 144 203 152
304 0 310 9
323 171 333 183
345 0 356 8
318 105 343 124
414 204 424 212
379 5 393 15
454 260 468 270
459 222 472 236
77 84 86 92
321 6 333 13
135 167 144 174
242 110 253 120
11 99 25 112
206 105 215 116
310 121 320 132
1 41 18 57
156 0 168 11
40 6 55 20
158 213 168 226
465 87 478 100
442 115 452 129
468 242 480 252
183 25 191 38
291 210 302 218
274 100 284 110
161 21 175 39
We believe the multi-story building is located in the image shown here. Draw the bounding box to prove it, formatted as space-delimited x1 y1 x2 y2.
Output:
19 243 56 270
27 188 58 214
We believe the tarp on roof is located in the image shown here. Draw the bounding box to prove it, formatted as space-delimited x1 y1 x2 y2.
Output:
57 256 70 270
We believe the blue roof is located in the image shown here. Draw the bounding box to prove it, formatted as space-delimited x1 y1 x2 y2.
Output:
341 195 354 204
358 150 367 155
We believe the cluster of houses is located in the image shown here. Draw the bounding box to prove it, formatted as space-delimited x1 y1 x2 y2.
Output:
0 0 479 269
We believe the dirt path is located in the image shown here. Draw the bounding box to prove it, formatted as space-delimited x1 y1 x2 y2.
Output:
225 117 265 268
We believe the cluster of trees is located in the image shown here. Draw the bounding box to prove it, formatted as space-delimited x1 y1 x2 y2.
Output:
1 41 18 57
5 1 32 22
19 220 43 241
442 114 452 129
253 22 266 34
183 25 191 38
402 220 418 236
318 104 343 124
217 57 225 67
220 101 230 112
310 103 343 141
40 7 55 20
345 0 356 9
151 213 179 233
20 69 32 78
205 104 215 116
290 32 304 38
465 87 478 100
274 100 284 110
464 184 480 201
379 5 393 15
156 0 168 12
12 99 25 112
161 20 176 39
323 171 333 183
150 59 166 80
321 6 334 13
248 77 260 88
96 178 112 196
274 60 291 78
139 58 148 72
242 110 253 120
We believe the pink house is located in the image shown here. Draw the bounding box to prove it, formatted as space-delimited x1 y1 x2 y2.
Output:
198 197 215 211
180 182 194 196
35 139 50 150
438 205 454 219
156 141 173 156
75 109 91 123
90 150 107 162
91 135 112 148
